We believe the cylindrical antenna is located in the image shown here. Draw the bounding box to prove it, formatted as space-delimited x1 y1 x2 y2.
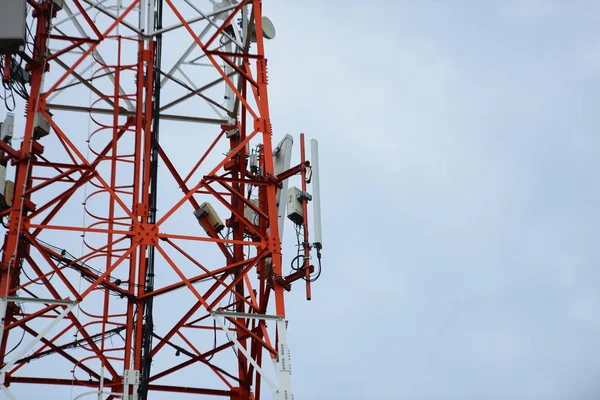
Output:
310 139 322 249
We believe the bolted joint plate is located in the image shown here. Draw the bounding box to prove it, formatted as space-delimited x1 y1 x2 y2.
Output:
134 202 149 217
133 223 158 245
123 369 140 385
254 117 268 133
257 58 268 85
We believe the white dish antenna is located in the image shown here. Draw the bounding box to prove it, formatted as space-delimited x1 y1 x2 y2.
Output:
261 17 276 40
251 16 276 42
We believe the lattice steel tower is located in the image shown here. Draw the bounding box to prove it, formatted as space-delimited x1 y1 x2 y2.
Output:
0 0 322 398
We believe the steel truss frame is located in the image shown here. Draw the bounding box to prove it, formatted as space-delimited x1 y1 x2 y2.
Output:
0 0 315 399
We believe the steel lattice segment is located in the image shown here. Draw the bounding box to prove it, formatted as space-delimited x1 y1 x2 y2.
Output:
0 1 313 399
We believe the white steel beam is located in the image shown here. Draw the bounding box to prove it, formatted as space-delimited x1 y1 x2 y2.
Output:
0 299 76 374
212 313 278 391
79 0 142 35
149 3 239 37
53 0 111 28
211 311 294 400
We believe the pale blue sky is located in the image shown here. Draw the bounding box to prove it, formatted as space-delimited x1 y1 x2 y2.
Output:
266 1 600 398
2 1 600 399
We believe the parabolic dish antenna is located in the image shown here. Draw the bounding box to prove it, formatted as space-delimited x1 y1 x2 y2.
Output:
261 16 276 39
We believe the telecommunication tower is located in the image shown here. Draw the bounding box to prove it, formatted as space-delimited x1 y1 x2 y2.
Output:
0 0 323 399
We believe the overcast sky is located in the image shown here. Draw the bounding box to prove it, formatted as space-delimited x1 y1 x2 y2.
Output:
264 1 600 399
3 0 600 399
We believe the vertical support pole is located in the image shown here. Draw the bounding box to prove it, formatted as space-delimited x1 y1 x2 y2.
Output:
139 0 147 35
0 0 52 365
252 0 285 318
124 369 140 400
273 135 293 242
310 139 322 248
224 40 235 112
139 0 162 394
123 372 130 400
232 128 250 392
0 299 7 363
299 134 311 300
132 372 140 400
146 0 154 36
275 319 292 400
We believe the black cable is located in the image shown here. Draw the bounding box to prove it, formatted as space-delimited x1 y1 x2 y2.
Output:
4 328 25 357
139 1 164 397
24 3 40 58
0 53 30 105
306 251 322 283
22 267 53 285
289 223 322 282
5 306 26 357
290 223 304 271
290 254 303 271
204 318 217 362
221 227 233 253
2 82 16 112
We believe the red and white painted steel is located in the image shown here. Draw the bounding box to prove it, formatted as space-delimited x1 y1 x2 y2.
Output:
0 1 320 398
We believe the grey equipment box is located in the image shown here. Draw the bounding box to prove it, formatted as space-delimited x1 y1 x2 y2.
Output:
0 0 27 52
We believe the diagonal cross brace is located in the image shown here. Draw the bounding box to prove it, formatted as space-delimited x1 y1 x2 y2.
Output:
0 297 77 398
